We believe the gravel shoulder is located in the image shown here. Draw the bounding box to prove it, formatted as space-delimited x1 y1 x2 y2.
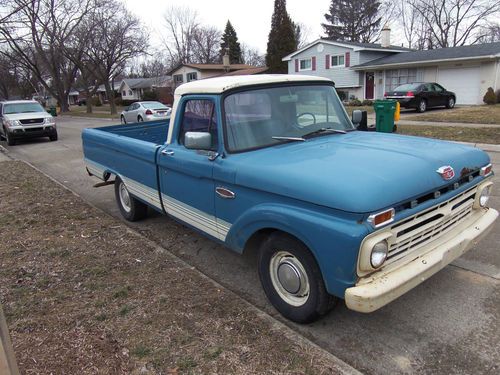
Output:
0 160 349 375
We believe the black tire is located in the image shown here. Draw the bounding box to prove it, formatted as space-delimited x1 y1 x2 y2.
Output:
114 177 147 221
120 115 126 124
446 97 455 109
49 132 58 141
258 232 336 323
417 99 427 113
137 116 143 122
5 129 15 146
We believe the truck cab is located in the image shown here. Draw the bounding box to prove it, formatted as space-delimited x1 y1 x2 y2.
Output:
82 75 497 323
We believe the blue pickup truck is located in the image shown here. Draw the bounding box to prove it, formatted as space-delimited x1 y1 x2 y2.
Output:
82 75 498 323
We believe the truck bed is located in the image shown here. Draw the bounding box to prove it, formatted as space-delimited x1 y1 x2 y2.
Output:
82 119 170 212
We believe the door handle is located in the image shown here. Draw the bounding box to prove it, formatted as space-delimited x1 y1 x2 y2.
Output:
161 149 174 156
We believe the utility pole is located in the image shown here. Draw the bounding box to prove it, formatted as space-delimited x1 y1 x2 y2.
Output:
0 304 20 375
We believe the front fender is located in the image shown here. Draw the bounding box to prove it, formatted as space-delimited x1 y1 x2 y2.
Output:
225 203 369 298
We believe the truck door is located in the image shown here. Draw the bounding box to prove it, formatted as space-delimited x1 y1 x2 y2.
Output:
157 98 221 240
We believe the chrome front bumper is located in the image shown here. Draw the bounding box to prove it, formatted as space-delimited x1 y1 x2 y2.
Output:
345 207 498 313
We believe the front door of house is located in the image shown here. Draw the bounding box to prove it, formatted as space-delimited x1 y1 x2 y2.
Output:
365 72 375 99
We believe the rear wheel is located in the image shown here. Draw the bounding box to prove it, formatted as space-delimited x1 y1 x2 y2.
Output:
137 116 143 122
114 177 147 221
417 99 427 113
446 97 455 109
258 232 336 323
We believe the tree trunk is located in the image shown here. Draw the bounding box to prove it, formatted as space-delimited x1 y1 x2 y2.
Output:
105 81 116 114
59 92 70 112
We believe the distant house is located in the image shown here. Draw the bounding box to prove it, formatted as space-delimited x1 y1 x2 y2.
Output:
283 28 500 105
119 76 171 101
167 63 267 87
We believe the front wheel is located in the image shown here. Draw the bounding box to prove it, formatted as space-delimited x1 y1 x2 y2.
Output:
114 177 148 221
120 115 127 124
446 97 455 109
5 129 15 146
258 233 336 323
49 132 58 141
417 99 427 113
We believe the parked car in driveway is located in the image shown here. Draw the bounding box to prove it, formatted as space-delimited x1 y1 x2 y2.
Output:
0 100 58 146
384 82 456 113
120 101 171 124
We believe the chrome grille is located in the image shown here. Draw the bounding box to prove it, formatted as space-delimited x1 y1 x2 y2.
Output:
386 186 477 265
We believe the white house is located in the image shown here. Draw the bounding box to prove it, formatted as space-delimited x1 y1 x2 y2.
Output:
119 76 171 101
283 30 500 105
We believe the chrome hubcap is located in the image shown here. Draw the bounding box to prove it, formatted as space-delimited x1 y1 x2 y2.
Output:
270 251 310 306
420 101 426 111
449 99 454 107
119 182 131 213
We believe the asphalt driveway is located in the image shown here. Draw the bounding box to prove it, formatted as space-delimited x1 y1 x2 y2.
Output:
2 117 499 374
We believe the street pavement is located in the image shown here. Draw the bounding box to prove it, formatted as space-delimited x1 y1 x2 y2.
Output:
2 116 499 374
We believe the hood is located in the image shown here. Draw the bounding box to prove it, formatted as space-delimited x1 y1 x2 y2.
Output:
230 132 490 213
4 112 51 121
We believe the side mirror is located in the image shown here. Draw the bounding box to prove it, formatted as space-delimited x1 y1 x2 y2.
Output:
184 131 212 150
352 110 362 125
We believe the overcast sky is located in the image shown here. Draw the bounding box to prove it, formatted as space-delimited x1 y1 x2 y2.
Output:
124 0 332 54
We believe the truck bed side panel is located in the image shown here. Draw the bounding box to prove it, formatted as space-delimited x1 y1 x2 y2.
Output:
82 125 166 211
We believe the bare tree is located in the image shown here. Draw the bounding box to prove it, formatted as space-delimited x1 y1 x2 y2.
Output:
162 6 199 65
477 23 500 43
408 0 500 48
81 0 148 114
192 26 221 64
0 0 98 111
241 44 265 66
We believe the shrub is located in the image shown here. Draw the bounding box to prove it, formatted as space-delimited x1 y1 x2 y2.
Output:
142 90 159 101
348 99 362 106
120 99 137 107
483 87 496 105
90 97 101 107
362 99 374 106
114 97 123 107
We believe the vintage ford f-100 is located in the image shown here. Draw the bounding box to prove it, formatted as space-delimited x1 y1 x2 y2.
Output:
82 75 497 323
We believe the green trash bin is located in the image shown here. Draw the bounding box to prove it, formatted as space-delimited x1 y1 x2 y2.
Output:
373 100 396 133
49 106 57 117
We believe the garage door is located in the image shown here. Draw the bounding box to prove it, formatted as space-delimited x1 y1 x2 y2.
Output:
438 66 481 105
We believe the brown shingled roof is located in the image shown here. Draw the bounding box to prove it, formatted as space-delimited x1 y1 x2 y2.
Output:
221 67 268 76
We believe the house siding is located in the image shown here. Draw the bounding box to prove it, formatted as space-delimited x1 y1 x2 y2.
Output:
288 43 363 88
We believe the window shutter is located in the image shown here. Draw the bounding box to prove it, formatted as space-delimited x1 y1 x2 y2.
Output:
325 54 330 69
295 59 299 72
345 52 350 67
312 56 316 71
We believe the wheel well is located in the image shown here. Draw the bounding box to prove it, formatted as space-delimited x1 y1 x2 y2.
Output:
242 228 310 257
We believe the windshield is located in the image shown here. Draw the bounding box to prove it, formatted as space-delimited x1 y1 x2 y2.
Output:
3 102 45 114
223 84 353 152
142 102 168 109
393 83 421 92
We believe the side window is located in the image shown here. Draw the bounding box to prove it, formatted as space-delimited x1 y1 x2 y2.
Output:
179 100 217 150
423 83 433 92
433 84 444 92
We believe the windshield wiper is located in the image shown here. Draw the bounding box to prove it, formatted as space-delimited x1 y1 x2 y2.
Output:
272 136 305 142
302 127 346 139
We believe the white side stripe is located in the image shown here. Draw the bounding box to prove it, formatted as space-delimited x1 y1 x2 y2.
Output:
122 177 162 210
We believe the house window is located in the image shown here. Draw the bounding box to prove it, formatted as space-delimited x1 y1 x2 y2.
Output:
299 58 312 71
128 90 132 96
331 54 345 67
385 69 417 92
186 72 198 82
174 74 183 84
122 90 126 96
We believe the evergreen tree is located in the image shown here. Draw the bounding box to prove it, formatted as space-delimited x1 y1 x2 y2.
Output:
219 21 242 64
266 0 297 73
322 0 382 43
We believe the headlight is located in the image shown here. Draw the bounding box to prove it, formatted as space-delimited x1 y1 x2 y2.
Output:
479 185 491 207
45 117 55 125
5 120 20 127
370 241 388 268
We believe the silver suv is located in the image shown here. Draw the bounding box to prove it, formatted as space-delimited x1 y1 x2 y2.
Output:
0 100 58 146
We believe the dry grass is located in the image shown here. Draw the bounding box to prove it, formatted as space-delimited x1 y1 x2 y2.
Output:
0 161 342 375
60 104 124 119
408 105 500 125
344 105 374 115
397 125 500 144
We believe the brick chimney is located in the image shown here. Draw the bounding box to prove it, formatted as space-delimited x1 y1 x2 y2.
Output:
381 25 391 48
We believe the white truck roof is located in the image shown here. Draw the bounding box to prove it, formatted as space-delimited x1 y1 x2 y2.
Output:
174 74 332 96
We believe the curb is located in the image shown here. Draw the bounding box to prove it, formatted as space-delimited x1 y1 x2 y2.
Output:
0 150 361 375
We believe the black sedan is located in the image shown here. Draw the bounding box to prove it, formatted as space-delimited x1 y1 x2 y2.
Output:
384 82 456 113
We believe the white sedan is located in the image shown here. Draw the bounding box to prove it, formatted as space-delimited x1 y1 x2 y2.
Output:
120 101 171 124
